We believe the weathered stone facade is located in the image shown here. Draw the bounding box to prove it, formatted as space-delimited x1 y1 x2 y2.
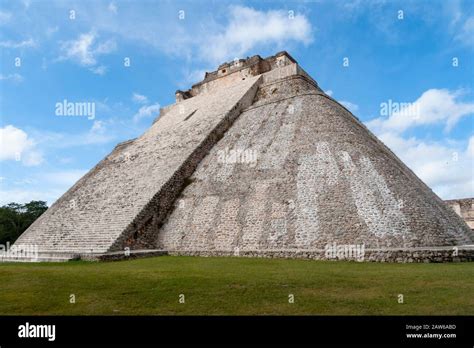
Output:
7 51 474 262
445 198 474 231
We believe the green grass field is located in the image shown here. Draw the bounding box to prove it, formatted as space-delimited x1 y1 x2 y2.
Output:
0 256 472 315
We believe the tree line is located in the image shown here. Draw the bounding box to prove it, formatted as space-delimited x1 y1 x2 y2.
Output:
0 201 48 245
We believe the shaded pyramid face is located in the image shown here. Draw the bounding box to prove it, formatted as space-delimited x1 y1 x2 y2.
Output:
10 52 473 262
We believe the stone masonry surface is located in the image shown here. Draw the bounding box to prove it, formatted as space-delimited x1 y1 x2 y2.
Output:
157 75 473 258
14 74 261 254
9 51 474 262
445 198 474 231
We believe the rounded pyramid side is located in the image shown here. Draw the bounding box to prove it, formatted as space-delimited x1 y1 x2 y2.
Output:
155 75 473 254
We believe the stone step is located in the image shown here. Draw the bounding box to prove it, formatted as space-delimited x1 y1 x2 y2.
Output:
0 249 168 262
13 75 262 255
0 256 75 263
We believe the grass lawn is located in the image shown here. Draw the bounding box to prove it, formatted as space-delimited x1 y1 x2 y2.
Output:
0 256 472 315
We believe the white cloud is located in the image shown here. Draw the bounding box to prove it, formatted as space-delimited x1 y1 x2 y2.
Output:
59 32 116 70
0 188 62 205
95 39 117 55
41 169 88 187
59 32 96 65
177 68 210 88
0 125 43 166
133 103 161 123
23 151 44 166
0 125 32 160
455 16 474 47
132 93 149 104
340 100 359 113
46 4 312 82
365 87 474 199
0 38 36 48
0 73 24 83
0 169 87 205
65 120 115 146
90 120 106 133
374 132 473 199
203 6 313 63
89 65 107 75
324 90 358 113
468 136 474 158
367 89 474 134
27 120 116 152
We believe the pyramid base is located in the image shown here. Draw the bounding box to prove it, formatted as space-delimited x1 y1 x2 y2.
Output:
2 246 473 263
165 246 474 263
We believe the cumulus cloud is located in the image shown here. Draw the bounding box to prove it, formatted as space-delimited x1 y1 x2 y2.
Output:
58 32 116 71
0 125 43 166
366 88 474 199
42 4 312 82
203 6 313 63
375 132 473 199
133 103 161 123
367 89 474 134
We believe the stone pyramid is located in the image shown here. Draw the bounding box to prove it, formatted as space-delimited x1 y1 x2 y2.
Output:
8 52 474 262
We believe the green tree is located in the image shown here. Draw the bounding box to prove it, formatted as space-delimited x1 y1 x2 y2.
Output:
0 201 48 245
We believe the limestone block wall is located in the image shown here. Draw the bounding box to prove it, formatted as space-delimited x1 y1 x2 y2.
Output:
156 76 473 254
445 198 474 231
15 76 262 254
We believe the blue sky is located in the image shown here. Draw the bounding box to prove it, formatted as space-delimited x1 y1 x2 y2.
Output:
0 0 473 205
